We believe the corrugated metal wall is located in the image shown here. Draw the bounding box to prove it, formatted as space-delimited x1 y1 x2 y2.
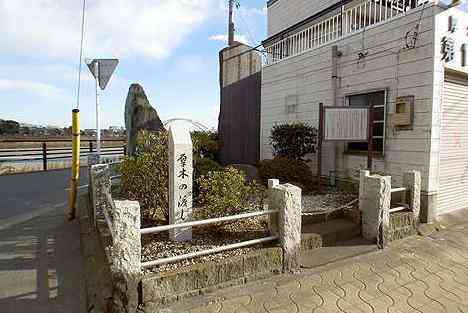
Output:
438 72 468 214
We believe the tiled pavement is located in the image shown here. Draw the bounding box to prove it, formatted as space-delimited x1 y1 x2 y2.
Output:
160 219 468 313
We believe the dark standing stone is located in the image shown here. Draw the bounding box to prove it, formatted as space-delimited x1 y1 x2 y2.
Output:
124 84 164 156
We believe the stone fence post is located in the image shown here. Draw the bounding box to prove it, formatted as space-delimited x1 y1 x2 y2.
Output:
359 170 370 211
268 180 302 272
403 170 421 223
360 173 391 248
110 200 141 313
90 163 111 228
90 163 142 312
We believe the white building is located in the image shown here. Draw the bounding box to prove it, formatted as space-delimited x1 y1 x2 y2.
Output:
261 0 468 220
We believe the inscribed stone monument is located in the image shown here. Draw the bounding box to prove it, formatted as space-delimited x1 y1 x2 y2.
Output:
168 123 193 241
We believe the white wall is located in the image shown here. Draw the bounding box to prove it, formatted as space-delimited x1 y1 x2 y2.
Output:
261 5 440 191
267 0 341 36
431 6 468 213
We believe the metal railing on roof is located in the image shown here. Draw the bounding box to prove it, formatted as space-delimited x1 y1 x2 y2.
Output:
264 0 425 65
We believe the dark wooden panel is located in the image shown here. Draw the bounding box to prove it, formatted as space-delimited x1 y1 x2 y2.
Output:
218 72 261 166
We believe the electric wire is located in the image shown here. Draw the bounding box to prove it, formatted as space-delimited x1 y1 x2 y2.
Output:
75 0 87 110
237 7 258 46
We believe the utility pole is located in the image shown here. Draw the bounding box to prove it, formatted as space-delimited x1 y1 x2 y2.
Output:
228 0 235 46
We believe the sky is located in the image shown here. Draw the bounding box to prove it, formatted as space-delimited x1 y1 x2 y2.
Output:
0 0 267 129
1 1 467 130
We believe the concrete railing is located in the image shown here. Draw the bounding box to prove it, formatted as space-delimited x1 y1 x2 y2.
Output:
89 163 141 313
88 165 304 311
140 179 302 273
359 170 421 247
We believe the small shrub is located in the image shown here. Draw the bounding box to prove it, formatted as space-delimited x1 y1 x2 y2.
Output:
193 157 222 201
258 157 314 191
191 130 219 161
120 130 169 223
270 123 318 161
197 167 264 219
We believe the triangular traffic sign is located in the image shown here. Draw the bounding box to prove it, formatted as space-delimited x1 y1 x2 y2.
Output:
86 59 98 79
98 59 118 90
86 59 119 90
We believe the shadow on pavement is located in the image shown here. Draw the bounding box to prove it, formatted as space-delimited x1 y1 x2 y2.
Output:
0 209 86 313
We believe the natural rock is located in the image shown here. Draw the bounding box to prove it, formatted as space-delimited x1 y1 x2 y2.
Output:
125 83 164 156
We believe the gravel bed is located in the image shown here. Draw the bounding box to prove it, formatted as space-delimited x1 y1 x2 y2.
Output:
302 191 357 213
142 214 270 274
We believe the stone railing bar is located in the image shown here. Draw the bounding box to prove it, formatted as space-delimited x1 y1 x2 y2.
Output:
141 236 279 268
140 209 280 268
140 209 279 235
142 180 302 272
391 187 407 193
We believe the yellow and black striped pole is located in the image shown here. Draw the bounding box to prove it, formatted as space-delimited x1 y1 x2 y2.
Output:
68 108 81 220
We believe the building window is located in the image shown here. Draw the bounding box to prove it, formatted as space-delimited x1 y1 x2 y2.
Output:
346 91 386 154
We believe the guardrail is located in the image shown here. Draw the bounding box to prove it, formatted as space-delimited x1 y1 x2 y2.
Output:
0 138 126 171
265 0 425 65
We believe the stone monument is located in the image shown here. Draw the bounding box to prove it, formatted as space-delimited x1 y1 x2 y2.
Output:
124 84 164 156
168 123 193 241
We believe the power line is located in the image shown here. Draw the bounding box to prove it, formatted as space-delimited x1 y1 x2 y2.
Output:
75 0 87 110
237 8 258 46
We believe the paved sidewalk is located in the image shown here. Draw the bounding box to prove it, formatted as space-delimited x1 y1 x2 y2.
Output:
0 170 87 313
162 214 468 313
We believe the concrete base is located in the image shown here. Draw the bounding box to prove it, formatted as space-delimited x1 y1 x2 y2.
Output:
420 191 438 223
142 247 283 309
302 218 361 248
301 237 377 269
385 211 418 243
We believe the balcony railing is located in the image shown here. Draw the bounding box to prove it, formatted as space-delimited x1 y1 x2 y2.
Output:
264 0 428 65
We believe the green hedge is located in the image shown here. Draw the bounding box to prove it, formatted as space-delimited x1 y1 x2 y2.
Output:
197 167 264 219
270 123 317 161
258 157 315 191
120 130 169 222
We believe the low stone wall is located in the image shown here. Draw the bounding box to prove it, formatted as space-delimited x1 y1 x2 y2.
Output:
142 247 283 309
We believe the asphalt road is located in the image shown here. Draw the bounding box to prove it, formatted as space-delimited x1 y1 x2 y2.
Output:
0 167 88 220
0 168 88 313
